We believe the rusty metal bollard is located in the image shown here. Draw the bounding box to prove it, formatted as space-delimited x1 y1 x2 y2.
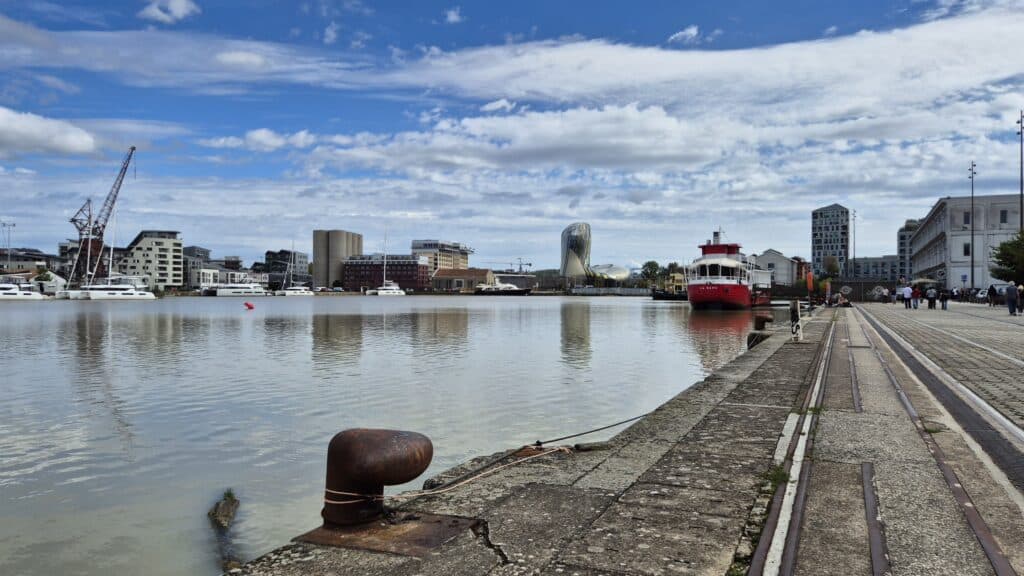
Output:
321 428 433 526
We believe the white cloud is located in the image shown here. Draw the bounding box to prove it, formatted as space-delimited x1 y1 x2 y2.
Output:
138 0 201 24
324 21 339 45
445 7 464 24
480 99 516 113
0 106 96 157
667 25 700 45
215 50 267 70
198 129 319 151
34 74 80 94
823 25 838 36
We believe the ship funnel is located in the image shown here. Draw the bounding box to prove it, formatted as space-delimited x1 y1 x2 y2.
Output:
712 231 720 244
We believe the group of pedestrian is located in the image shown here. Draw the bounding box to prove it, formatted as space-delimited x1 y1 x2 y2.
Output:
1004 282 1024 316
898 284 952 311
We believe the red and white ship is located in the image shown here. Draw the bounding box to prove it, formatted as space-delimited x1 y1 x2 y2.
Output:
685 230 772 310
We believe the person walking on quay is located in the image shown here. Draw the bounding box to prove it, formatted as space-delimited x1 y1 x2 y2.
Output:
912 286 921 309
940 289 950 310
903 285 913 309
1007 283 1019 316
987 284 997 307
926 286 937 309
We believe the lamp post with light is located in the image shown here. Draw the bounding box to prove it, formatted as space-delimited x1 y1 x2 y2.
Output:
969 161 977 292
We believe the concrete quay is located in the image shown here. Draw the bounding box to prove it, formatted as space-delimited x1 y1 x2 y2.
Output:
232 304 1024 576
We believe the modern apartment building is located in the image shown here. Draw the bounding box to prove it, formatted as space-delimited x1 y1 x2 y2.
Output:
339 254 430 292
896 219 919 282
313 229 362 288
811 204 850 277
910 194 1022 289
116 230 183 291
850 255 899 283
411 240 473 273
265 249 311 287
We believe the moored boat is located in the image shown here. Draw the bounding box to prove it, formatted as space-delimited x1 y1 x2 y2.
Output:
367 279 406 296
84 284 157 300
474 281 531 295
216 284 270 297
0 283 49 301
276 286 314 296
651 288 687 301
685 230 771 310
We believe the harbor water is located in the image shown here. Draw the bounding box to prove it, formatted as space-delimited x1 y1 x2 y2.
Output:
0 296 777 575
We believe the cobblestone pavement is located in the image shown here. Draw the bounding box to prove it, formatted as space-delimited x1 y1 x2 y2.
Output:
860 302 1024 431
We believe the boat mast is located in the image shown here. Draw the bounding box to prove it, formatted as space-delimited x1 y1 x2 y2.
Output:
382 228 388 285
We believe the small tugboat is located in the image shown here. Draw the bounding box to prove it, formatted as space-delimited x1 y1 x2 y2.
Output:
474 280 531 295
685 230 772 310
651 288 687 301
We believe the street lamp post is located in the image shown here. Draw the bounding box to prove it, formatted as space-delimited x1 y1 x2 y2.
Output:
1017 110 1023 230
969 161 977 292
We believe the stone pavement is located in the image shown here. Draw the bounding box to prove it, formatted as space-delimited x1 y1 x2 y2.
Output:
232 306 1024 576
859 302 1024 436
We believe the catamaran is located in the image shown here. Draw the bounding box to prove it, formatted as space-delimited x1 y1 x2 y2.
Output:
0 283 49 301
366 230 406 296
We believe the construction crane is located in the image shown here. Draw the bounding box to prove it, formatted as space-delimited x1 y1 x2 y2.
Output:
482 257 533 273
67 146 136 284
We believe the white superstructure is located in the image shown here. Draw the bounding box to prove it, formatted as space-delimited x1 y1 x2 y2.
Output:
215 283 269 297
277 286 313 296
0 284 48 301
83 284 157 300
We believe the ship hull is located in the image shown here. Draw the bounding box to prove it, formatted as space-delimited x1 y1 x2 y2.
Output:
688 283 754 310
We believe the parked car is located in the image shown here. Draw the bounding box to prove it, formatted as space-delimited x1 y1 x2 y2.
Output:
331 287 345 292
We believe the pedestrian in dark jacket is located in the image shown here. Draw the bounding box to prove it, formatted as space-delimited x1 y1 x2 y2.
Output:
940 289 949 310
1007 283 1019 316
988 284 997 307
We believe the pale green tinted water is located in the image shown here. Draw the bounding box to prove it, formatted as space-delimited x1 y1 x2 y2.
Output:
0 296 769 575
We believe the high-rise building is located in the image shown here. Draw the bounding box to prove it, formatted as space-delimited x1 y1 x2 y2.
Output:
116 230 183 291
896 219 919 282
313 230 362 288
410 240 473 273
560 222 592 278
910 194 1022 289
811 204 850 277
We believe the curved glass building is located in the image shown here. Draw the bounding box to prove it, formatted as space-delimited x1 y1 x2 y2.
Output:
560 222 592 278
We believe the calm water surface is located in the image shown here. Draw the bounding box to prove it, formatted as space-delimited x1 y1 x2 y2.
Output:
0 296 767 575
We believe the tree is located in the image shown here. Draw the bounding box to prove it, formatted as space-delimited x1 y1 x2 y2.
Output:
666 262 682 276
823 256 840 278
641 260 661 281
990 230 1024 285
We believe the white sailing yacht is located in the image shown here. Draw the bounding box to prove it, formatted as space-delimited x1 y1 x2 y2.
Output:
366 230 405 296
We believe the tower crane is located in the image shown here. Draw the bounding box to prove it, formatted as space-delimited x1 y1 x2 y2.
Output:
482 257 533 273
67 146 136 284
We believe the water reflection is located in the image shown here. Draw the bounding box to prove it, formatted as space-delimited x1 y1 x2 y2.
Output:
686 310 753 372
560 301 592 369
312 314 364 368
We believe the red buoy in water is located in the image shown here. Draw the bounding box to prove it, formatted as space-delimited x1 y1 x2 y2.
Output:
244 302 255 310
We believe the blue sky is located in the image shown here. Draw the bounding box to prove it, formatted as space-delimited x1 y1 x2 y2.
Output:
1 0 1024 268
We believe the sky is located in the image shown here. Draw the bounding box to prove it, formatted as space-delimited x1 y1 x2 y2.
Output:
1 0 1024 269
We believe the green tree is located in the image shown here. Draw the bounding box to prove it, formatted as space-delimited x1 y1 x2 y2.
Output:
990 230 1024 285
34 268 53 282
666 262 682 275
641 260 661 281
823 256 840 278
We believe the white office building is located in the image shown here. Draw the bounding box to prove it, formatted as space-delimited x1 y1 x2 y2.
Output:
909 194 1022 289
411 240 473 273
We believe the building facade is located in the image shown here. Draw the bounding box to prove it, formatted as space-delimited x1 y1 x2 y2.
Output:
313 229 363 288
431 268 494 292
265 249 311 288
752 249 798 286
910 194 1022 290
850 255 899 283
411 240 473 273
560 222 592 278
897 219 919 282
811 204 850 277
115 230 183 291
339 254 430 292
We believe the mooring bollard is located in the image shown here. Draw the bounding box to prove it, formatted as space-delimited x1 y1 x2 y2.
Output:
321 428 433 526
790 299 803 341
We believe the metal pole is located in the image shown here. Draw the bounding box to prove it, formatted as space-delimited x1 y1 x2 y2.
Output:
969 161 976 292
1017 110 1023 230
